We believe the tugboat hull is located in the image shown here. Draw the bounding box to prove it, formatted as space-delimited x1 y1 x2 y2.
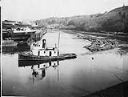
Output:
18 52 77 62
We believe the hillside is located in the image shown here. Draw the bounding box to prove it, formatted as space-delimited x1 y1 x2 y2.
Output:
35 6 128 33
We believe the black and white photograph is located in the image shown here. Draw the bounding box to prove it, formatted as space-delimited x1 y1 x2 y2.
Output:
1 0 128 97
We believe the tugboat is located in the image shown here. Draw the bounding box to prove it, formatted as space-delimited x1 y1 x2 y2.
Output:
18 32 77 62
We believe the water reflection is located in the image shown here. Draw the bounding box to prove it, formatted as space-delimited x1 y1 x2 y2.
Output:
2 45 30 54
18 60 60 83
18 59 60 68
31 65 46 82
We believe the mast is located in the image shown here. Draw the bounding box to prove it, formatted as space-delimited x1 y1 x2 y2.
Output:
57 30 60 81
57 31 61 56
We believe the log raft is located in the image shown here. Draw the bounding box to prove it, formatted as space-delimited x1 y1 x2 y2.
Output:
84 39 118 52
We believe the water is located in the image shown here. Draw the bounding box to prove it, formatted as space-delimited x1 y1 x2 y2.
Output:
2 30 128 97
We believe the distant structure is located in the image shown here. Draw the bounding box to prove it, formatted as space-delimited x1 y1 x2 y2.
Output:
123 3 125 7
2 20 31 30
2 20 36 41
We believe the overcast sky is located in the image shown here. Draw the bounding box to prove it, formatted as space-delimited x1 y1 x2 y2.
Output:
2 0 128 21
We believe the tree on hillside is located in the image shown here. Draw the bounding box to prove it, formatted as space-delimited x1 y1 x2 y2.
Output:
119 5 128 33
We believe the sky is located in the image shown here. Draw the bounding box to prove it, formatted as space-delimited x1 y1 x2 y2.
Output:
1 0 128 21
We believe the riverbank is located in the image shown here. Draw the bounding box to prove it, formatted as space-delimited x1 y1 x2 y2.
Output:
62 29 128 53
83 81 128 97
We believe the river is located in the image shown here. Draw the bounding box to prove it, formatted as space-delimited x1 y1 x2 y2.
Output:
2 29 128 97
